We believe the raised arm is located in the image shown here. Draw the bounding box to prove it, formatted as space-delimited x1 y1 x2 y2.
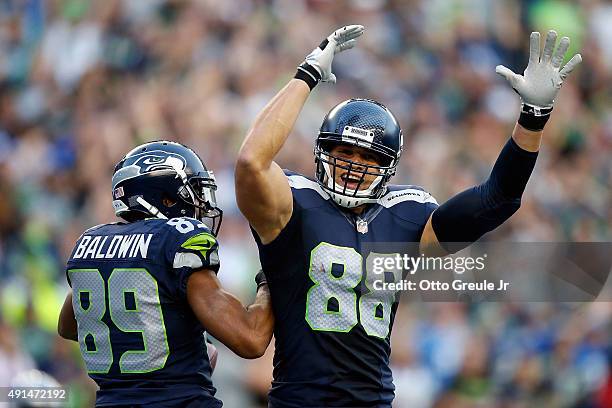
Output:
420 30 582 255
187 269 273 359
235 25 364 244
235 80 309 244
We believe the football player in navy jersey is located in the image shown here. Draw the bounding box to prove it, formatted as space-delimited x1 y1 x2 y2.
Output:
57 141 273 408
235 25 581 407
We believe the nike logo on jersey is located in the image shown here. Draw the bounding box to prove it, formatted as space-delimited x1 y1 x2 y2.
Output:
72 233 153 260
180 232 216 258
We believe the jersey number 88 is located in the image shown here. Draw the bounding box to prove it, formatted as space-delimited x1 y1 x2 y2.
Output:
305 242 400 339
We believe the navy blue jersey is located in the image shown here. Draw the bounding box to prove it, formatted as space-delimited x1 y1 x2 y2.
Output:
253 172 438 408
66 217 222 407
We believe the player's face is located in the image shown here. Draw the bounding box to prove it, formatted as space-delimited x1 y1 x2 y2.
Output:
328 144 383 191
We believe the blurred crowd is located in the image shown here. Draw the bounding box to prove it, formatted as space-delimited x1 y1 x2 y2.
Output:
0 0 610 407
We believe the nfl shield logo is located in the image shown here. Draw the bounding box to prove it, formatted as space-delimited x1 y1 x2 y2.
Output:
356 219 368 234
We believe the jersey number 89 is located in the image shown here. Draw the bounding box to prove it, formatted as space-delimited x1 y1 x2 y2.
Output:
305 242 399 339
68 268 170 374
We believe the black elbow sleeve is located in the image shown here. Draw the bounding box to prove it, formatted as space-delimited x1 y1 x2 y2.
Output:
432 185 521 245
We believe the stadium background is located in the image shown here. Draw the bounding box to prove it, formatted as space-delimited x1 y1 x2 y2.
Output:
0 0 610 406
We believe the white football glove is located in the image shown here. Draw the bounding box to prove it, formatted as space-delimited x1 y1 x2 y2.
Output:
496 30 582 109
296 25 365 88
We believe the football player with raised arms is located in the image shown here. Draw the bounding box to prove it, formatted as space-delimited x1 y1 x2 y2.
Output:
235 25 581 407
57 141 274 407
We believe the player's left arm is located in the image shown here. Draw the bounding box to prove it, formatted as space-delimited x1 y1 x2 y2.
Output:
58 291 78 341
420 30 582 255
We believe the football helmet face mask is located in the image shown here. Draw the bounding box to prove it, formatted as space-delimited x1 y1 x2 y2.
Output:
111 141 223 235
315 98 403 208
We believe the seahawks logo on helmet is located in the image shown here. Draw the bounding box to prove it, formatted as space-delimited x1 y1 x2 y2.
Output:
130 151 187 173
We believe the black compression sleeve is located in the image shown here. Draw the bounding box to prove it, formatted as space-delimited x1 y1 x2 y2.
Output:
431 137 538 252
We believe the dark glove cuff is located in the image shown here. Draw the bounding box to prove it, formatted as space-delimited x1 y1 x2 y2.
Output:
518 103 553 131
255 270 268 290
294 63 321 90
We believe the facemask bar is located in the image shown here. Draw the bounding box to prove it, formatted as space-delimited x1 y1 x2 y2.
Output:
113 158 224 234
318 134 398 166
322 154 385 197
315 144 397 201
177 171 223 236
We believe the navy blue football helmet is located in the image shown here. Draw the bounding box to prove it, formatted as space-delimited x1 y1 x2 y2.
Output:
315 99 403 208
111 141 222 235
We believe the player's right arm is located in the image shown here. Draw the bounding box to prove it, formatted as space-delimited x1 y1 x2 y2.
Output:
235 25 364 244
187 270 273 359
166 218 273 358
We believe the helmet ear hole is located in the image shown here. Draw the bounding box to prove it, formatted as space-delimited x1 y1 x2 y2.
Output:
319 140 335 153
161 195 177 208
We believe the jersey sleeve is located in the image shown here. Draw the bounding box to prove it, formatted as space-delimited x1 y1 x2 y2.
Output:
383 185 439 241
417 190 439 241
163 217 221 299
423 191 439 220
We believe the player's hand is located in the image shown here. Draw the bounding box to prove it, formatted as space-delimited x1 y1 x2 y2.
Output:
296 25 365 86
207 342 218 372
495 30 582 108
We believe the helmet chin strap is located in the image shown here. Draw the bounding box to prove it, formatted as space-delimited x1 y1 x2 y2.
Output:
136 196 168 219
135 165 211 221
172 162 200 207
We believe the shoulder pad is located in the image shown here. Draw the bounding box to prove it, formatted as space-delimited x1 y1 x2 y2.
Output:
283 169 302 177
163 217 219 272
82 223 117 234
286 172 329 201
378 185 438 208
